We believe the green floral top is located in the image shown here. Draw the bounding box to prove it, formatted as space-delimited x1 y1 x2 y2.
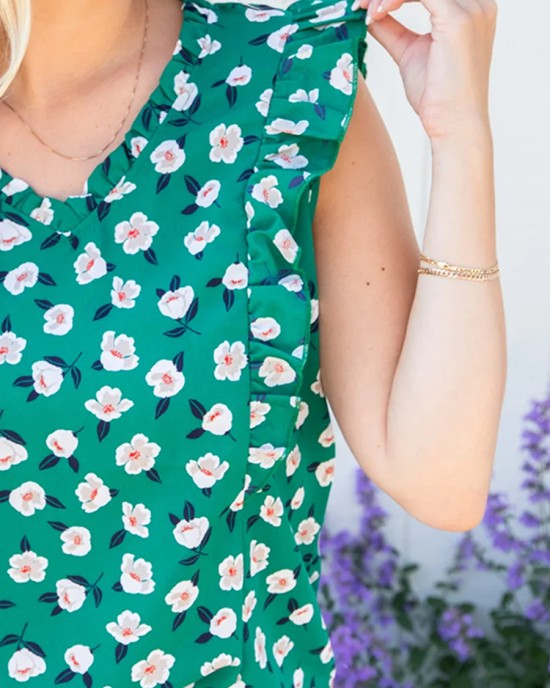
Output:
0 0 368 685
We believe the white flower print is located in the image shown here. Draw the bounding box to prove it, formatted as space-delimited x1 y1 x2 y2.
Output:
9 481 46 517
157 285 194 319
264 117 309 136
173 70 199 111
43 304 74 335
115 434 161 475
100 331 139 371
202 402 232 435
286 445 301 478
294 516 321 545
242 590 257 623
250 400 270 428
273 228 299 262
255 88 273 116
320 639 334 664
259 356 296 387
149 140 186 174
225 64 252 87
311 0 347 24
31 360 64 397
64 644 94 674
250 540 270 576
0 330 26 364
310 367 325 396
222 262 248 290
164 579 199 613
4 261 39 295
279 272 304 292
273 635 294 667
122 502 151 538
105 610 152 645
8 648 47 682
250 317 281 342
111 276 142 309
267 23 298 53
265 144 308 171
30 197 54 225
131 649 175 688
288 87 319 103
183 220 220 255
289 603 314 626
75 472 112 513
0 437 28 470
209 607 237 638
201 652 241 676
218 553 243 591
295 399 309 429
114 212 160 255
315 458 335 486
74 242 107 285
229 474 250 512
245 6 285 23
296 43 313 59
1 175 28 196
197 34 222 59
56 578 87 612
293 667 305 688
330 52 355 95
254 626 267 669
104 176 137 203
60 526 92 556
84 385 134 421
248 443 285 470
213 340 247 381
266 568 297 594
290 486 305 510
173 516 209 549
120 553 155 595
259 495 284 527
185 452 229 489
46 430 78 459
311 297 319 324
145 360 185 397
319 422 336 447
209 123 244 164
130 135 149 158
7 550 48 583
251 175 283 208
0 219 32 250
195 179 221 208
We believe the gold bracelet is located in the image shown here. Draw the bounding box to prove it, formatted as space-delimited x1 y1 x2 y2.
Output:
418 252 500 282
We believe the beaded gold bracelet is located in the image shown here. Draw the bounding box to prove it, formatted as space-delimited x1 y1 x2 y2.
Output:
417 252 500 282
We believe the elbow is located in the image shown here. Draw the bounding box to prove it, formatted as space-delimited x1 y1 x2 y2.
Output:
401 499 487 532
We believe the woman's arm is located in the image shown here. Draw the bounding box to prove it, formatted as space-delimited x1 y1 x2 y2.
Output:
312 74 506 532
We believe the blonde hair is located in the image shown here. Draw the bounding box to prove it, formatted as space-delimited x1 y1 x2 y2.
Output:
0 0 32 99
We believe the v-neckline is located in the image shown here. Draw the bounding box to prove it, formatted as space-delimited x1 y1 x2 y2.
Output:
0 0 212 236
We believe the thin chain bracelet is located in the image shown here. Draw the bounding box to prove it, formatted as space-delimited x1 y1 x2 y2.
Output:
418 252 500 282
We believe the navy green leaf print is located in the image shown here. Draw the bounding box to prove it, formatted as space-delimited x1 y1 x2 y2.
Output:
0 0 368 685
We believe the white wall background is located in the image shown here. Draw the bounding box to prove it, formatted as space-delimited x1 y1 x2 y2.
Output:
326 0 550 609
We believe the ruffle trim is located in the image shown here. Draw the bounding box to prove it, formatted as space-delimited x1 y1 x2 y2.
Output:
0 0 209 232
244 0 369 496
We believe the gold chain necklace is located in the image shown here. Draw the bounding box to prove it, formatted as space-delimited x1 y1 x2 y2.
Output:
1 0 149 162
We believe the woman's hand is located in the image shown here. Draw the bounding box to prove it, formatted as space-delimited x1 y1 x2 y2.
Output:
351 0 498 142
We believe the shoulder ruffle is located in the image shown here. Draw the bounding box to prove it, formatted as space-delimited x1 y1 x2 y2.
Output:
244 0 369 496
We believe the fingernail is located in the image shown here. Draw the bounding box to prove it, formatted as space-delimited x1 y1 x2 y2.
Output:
351 0 362 10
377 0 387 13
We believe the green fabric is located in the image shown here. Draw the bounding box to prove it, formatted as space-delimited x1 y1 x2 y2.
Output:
0 0 368 685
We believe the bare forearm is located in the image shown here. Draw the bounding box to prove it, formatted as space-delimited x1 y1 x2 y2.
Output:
384 126 507 531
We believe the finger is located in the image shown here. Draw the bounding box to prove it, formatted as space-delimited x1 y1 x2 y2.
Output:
363 11 422 65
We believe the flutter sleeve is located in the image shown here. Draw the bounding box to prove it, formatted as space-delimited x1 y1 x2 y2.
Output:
244 0 369 496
